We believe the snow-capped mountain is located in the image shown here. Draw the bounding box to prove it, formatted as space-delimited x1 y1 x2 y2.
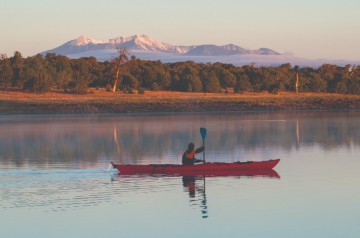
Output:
72 35 106 46
42 35 109 56
107 34 191 54
40 34 359 67
41 34 280 58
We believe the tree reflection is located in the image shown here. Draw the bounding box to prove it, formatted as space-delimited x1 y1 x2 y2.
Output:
0 111 359 167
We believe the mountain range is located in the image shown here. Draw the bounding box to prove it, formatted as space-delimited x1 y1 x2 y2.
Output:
42 34 280 56
41 34 359 67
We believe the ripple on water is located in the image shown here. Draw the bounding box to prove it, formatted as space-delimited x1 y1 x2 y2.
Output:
0 169 119 212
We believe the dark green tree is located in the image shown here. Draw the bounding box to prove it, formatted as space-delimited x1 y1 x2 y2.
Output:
45 53 73 91
22 54 53 93
10 51 24 88
121 72 139 89
347 66 360 94
178 64 202 92
70 58 92 94
201 71 221 93
235 74 252 93
0 54 14 90
309 72 327 92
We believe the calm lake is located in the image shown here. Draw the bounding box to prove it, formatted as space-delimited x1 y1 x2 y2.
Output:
0 111 359 238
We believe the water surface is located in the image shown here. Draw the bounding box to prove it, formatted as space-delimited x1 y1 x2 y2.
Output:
0 111 359 237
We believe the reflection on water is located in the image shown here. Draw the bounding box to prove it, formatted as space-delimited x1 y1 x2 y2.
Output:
183 176 208 218
180 169 281 219
0 166 279 218
0 169 117 212
0 111 359 168
114 172 280 220
0 111 359 238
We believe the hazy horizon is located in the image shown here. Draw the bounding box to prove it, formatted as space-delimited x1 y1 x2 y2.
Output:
1 0 359 61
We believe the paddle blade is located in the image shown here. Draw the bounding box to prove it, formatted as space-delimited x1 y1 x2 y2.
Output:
200 127 207 140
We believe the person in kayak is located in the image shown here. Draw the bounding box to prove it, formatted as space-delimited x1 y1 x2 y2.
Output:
182 142 205 165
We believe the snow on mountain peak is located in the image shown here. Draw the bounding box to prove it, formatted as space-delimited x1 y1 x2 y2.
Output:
107 34 173 51
42 34 288 65
72 35 104 46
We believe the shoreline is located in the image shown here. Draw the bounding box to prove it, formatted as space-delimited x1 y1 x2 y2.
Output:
1 90 359 115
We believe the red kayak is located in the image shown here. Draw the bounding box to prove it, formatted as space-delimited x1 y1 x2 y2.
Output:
111 159 280 177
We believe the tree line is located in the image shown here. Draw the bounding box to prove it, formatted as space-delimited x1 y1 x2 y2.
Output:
0 51 359 94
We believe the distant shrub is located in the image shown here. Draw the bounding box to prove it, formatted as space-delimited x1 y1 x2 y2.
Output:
270 88 279 94
138 88 145 94
122 86 134 94
105 84 112 92
152 82 159 91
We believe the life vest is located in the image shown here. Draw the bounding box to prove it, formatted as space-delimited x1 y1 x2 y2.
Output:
182 151 196 165
185 151 196 159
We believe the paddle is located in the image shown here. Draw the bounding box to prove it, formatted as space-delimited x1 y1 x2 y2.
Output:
199 127 208 217
200 127 207 163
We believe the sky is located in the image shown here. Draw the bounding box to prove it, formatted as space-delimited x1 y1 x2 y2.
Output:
1 0 359 60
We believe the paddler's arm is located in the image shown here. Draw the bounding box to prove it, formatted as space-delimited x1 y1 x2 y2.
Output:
195 146 205 154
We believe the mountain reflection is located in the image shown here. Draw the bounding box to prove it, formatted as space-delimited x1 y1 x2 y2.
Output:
0 111 359 167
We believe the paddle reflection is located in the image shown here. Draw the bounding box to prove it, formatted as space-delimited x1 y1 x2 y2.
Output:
182 176 208 219
116 169 279 219
181 170 280 219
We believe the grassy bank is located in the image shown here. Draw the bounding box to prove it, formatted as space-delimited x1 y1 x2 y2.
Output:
0 89 359 115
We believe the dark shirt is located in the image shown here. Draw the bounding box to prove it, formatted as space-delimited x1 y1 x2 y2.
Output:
182 146 204 165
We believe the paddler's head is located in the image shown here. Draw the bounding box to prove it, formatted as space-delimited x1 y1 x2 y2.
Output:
187 142 195 151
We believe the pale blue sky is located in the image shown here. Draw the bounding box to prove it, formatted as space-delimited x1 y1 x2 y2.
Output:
1 0 359 60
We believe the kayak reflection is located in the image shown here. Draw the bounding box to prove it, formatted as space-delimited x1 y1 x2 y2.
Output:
115 169 280 219
181 169 280 219
114 168 280 178
112 160 280 219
